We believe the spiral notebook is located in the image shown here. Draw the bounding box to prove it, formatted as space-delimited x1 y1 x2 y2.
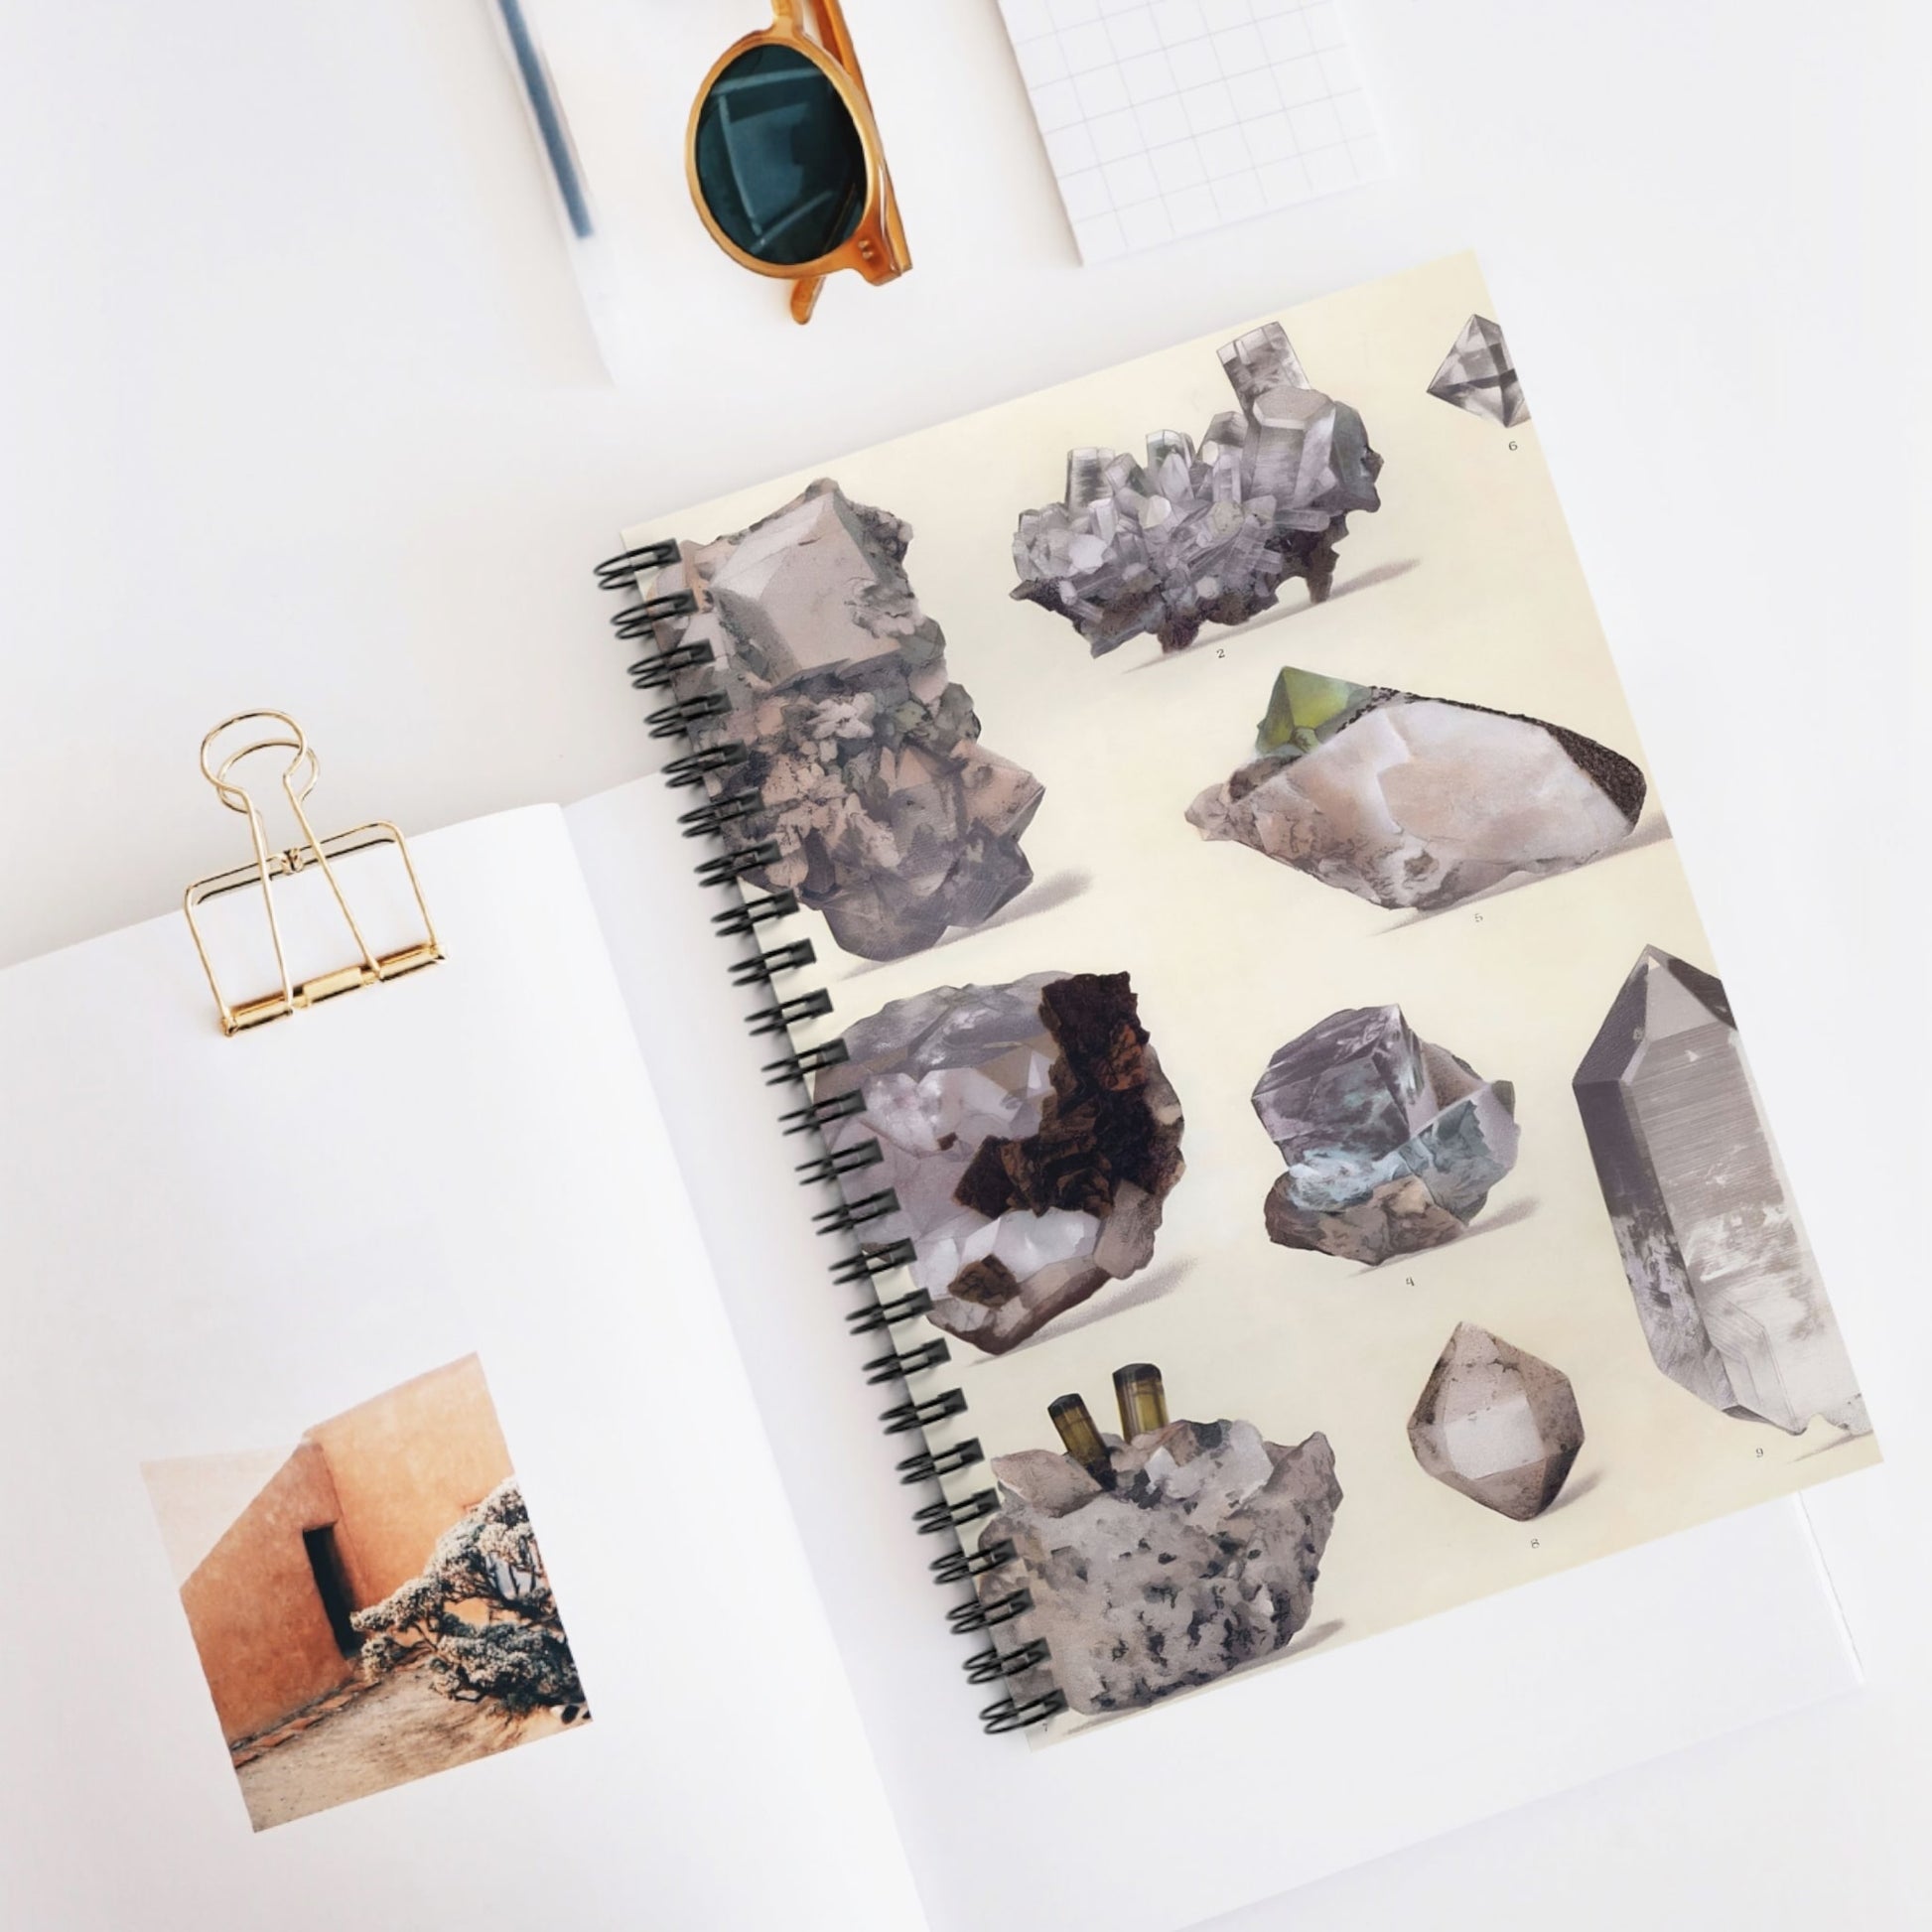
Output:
599 245 1878 1734
0 253 1880 1932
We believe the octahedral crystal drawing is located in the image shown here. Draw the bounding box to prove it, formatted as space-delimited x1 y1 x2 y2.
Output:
981 1399 1341 1716
1575 947 1869 1436
642 480 1043 961
1426 314 1529 428
812 972 1185 1353
1407 1323 1585 1520
1253 1006 1519 1265
1187 665 1646 911
1010 323 1383 655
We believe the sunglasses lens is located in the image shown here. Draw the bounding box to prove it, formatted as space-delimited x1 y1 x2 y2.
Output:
694 45 868 267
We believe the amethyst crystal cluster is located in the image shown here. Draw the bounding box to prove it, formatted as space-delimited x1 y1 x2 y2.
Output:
1010 323 1383 654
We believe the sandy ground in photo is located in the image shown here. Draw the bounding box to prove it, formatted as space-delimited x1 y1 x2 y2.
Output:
235 1659 575 1832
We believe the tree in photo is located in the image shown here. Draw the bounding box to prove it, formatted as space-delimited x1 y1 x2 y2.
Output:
351 1479 588 1723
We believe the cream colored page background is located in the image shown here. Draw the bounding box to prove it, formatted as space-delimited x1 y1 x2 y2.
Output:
621 253 1876 1725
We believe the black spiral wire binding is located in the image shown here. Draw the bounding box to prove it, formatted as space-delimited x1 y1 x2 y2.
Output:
963 1638 1047 1683
731 940 817 988
930 1538 1013 1585
778 1088 864 1134
862 1337 949 1384
879 1389 969 1436
761 1037 849 1085
747 989 836 1037
913 1486 995 1533
616 594 700 643
812 1188 900 1234
832 1242 918 1288
677 787 765 839
797 1140 885 1186
714 889 798 936
663 743 748 787
594 537 680 592
646 691 730 739
843 1288 927 1332
980 1692 1066 1733
595 542 1066 1736
630 639 714 686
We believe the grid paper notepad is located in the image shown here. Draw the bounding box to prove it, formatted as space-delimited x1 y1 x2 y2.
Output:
997 0 1390 263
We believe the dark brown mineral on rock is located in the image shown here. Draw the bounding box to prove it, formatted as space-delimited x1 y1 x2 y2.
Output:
813 971 1186 1353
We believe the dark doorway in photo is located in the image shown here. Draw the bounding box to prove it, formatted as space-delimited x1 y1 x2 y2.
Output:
303 1525 361 1657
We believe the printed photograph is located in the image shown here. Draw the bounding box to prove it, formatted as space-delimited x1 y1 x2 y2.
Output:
142 1355 587 1831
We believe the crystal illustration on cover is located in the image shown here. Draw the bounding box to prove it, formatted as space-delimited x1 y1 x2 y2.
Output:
1426 314 1529 428
1187 665 1646 911
1407 1323 1585 1520
1574 947 1869 1436
1010 323 1383 655
978 1365 1340 1716
641 480 1043 960
1252 1006 1520 1265
813 971 1185 1354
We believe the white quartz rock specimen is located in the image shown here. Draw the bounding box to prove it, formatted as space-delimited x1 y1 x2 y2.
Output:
979 1418 1341 1716
1187 666 1646 912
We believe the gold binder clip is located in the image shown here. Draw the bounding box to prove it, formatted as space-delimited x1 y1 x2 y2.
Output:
183 711 443 1035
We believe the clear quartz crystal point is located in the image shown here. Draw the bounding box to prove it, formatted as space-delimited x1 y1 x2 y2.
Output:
1574 947 1868 1436
1426 314 1530 428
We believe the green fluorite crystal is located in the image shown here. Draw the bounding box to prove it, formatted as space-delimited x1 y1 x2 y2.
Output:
1256 666 1378 756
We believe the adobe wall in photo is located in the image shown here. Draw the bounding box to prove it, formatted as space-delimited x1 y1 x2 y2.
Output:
177 1441 353 1746
153 1355 514 1746
309 1354 513 1605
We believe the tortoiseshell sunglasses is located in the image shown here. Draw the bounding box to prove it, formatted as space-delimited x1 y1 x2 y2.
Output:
687 0 911 324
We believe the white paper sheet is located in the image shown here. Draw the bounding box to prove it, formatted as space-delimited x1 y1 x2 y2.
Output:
995 0 1392 261
0 808 922 1931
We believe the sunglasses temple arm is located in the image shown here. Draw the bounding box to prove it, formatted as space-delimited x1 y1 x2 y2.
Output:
789 274 827 326
805 0 862 78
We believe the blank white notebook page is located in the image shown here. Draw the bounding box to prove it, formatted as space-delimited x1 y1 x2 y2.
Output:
996 0 1391 262
0 809 923 1932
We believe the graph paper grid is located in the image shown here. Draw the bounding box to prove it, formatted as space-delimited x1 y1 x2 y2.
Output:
996 0 1390 263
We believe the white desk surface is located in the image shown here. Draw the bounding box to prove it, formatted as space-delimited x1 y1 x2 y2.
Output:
1 2 1924 1926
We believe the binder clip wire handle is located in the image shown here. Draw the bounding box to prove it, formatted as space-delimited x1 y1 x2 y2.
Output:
183 710 443 1035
